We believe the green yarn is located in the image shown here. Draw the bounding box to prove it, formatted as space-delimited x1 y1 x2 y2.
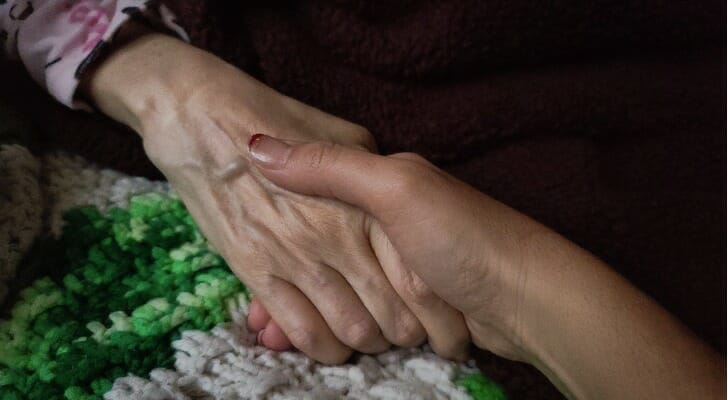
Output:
457 373 507 400
0 191 505 399
0 193 248 400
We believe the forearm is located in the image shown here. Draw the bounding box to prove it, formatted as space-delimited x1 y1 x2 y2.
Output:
517 232 724 399
80 28 228 135
80 28 372 158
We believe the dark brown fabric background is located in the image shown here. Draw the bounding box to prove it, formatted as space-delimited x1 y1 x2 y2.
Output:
2 1 725 398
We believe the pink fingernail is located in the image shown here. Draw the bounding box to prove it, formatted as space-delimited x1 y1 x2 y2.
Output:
248 133 265 149
247 133 292 168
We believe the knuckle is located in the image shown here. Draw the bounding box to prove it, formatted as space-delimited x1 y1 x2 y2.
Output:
286 326 318 353
231 256 278 289
328 348 354 365
435 327 471 361
350 126 376 151
344 318 381 349
391 315 426 347
302 142 339 171
399 271 436 306
288 325 353 364
298 265 331 289
389 165 423 197
250 272 278 292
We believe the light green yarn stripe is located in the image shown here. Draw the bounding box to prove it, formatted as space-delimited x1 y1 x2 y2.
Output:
0 191 504 400
0 193 248 400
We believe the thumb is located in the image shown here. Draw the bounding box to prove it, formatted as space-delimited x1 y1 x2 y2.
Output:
247 134 393 214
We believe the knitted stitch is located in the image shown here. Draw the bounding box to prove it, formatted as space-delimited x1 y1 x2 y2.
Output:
457 374 507 400
0 150 506 400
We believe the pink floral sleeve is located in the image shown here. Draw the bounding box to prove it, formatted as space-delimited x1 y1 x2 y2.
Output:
0 0 188 109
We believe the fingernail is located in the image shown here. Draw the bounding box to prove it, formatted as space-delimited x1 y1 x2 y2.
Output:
248 133 291 168
257 329 266 345
248 133 265 149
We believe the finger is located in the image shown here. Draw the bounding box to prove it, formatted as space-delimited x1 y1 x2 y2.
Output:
388 152 430 165
330 240 426 348
248 134 400 216
290 263 391 353
370 220 471 360
259 319 293 351
247 296 271 332
257 277 352 364
249 296 292 349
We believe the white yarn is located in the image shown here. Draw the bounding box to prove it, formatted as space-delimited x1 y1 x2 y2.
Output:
105 302 476 400
107 323 476 400
42 152 171 234
9 150 480 399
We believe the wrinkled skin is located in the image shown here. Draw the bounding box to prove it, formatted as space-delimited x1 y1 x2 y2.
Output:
247 136 725 400
247 139 537 362
85 32 469 363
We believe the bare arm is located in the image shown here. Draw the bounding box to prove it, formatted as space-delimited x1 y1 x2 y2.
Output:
246 134 725 399
519 231 724 399
79 29 470 363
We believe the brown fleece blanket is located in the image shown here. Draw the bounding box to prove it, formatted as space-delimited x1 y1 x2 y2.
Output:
2 1 725 397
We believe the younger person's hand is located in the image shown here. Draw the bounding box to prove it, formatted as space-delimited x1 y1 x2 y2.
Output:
247 135 541 362
83 32 470 363
247 135 724 400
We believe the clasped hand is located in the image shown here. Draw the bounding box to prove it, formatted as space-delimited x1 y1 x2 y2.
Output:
245 135 725 400
85 32 723 400
85 33 470 364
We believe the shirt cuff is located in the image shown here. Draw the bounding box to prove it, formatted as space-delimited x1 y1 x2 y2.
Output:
13 0 188 109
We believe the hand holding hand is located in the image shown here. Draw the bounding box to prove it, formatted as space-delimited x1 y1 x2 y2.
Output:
83 32 470 363
247 134 724 400
247 135 538 361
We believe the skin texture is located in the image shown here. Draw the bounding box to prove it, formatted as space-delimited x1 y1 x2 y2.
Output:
246 134 725 400
81 31 470 363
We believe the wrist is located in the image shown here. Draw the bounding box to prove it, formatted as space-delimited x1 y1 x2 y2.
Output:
511 230 595 397
82 30 227 135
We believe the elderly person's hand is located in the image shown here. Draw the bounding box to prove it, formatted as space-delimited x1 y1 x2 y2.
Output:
81 31 472 363
247 134 724 399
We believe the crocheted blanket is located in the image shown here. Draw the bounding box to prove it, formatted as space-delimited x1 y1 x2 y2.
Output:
0 111 505 399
